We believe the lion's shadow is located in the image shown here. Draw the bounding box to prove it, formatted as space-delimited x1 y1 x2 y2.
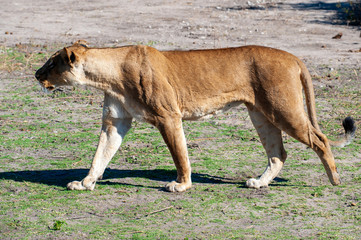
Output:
0 168 245 189
0 168 290 190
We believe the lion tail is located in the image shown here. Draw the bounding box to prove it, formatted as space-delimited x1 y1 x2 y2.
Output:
298 60 356 147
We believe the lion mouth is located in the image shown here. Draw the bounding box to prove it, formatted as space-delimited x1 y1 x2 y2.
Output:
46 86 55 91
38 82 56 93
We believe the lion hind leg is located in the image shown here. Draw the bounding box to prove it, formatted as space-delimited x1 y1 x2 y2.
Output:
301 123 341 185
263 108 341 186
246 107 287 189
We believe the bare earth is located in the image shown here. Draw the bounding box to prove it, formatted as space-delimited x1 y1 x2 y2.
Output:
1 0 360 68
1 0 360 239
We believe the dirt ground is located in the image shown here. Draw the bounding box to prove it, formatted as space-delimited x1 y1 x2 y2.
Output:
1 0 360 68
1 0 361 239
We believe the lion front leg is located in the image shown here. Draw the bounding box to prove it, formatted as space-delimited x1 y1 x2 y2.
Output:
156 117 192 192
67 94 133 191
67 117 132 190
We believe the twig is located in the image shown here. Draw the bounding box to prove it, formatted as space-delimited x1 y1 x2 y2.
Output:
221 205 229 214
88 212 105 218
144 206 173 217
72 159 84 166
193 137 216 141
52 96 99 99
67 216 89 220
126 231 143 234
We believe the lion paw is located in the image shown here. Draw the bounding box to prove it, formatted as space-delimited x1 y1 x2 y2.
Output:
246 178 266 189
67 177 96 191
165 181 191 192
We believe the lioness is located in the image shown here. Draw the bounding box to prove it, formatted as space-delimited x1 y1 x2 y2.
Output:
35 41 356 192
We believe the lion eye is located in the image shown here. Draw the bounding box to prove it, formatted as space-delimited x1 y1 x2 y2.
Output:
48 60 56 69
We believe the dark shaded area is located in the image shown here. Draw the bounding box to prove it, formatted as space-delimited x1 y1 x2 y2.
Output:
214 2 278 12
273 177 289 184
0 168 241 189
0 168 292 190
289 1 361 26
290 1 350 11
216 4 277 11
216 1 360 27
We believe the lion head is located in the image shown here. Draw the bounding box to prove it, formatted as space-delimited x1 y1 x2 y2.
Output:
35 40 89 92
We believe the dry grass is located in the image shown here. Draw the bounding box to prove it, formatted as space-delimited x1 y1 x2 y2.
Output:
0 44 51 73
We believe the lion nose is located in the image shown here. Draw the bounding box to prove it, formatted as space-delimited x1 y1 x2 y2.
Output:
35 70 41 80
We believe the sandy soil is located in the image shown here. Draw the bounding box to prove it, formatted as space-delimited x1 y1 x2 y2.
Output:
1 0 360 69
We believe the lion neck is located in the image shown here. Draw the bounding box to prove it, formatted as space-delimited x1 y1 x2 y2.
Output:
72 48 130 94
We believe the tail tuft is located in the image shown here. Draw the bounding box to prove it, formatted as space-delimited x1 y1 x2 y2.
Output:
338 116 356 147
329 116 356 147
342 116 356 136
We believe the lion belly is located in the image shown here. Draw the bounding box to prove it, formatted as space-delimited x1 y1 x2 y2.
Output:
182 101 243 120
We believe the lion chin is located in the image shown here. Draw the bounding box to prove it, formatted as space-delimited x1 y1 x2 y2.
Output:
38 83 50 93
35 40 355 193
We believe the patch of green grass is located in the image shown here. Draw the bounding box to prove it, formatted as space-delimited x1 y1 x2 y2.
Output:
0 45 50 72
1 46 360 239
49 220 66 231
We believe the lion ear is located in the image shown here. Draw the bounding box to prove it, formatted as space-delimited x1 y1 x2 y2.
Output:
62 47 77 66
73 39 89 48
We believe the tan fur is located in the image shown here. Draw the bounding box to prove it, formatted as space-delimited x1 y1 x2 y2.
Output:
35 41 355 191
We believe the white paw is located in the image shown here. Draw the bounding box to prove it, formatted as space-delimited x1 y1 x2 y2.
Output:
67 177 96 191
67 181 87 190
165 181 191 192
246 178 264 189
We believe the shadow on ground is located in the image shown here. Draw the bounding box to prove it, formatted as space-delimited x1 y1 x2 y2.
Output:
0 168 291 189
288 1 361 26
216 1 360 27
0 168 239 188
